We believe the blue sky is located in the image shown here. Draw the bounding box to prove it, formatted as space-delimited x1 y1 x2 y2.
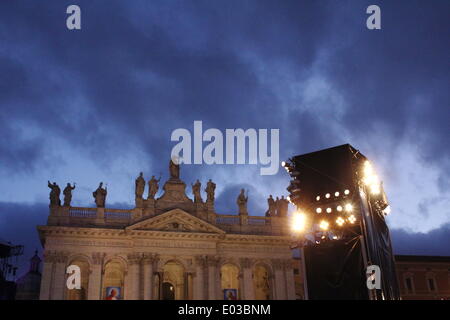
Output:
0 1 449 276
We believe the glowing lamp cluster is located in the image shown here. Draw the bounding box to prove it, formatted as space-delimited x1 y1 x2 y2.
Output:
315 202 353 214
316 189 350 202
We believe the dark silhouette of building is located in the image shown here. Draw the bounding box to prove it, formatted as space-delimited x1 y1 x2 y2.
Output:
15 251 42 300
0 239 23 300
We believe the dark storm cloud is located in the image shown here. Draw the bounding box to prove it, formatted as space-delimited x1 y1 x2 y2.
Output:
1 1 446 176
391 223 450 256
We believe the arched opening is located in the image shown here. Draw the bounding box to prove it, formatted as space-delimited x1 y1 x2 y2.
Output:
221 263 239 300
162 261 185 300
66 259 89 300
102 260 125 300
253 264 271 300
162 282 175 300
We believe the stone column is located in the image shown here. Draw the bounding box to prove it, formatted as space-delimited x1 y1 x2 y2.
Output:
88 252 104 300
206 256 218 300
127 253 142 300
273 259 286 300
39 251 55 300
284 260 296 300
142 254 157 300
158 271 164 300
240 258 255 300
51 251 68 300
193 256 206 300
183 272 189 300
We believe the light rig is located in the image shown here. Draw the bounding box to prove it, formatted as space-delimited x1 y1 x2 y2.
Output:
283 144 400 300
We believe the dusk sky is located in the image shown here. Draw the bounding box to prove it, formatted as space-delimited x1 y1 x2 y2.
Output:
0 1 449 276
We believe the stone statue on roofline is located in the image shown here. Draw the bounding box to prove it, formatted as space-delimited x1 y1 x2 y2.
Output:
63 183 76 207
169 157 180 180
237 189 248 215
266 195 275 217
93 182 107 208
148 175 161 199
205 179 216 203
191 179 203 203
135 172 145 199
48 181 61 206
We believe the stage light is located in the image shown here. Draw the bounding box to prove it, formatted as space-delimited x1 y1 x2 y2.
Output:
336 217 345 226
326 207 332 213
370 184 380 195
316 196 320 201
337 205 343 212
292 212 306 232
281 161 286 167
344 189 350 195
332 235 338 240
325 193 330 199
348 215 356 224
319 220 329 231
334 191 339 197
345 203 353 212
287 196 291 202
316 208 322 214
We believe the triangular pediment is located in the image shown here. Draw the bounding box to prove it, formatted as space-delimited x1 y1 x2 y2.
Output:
126 209 225 234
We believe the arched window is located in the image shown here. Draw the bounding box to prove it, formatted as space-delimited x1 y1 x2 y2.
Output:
102 260 125 300
66 259 89 300
253 264 271 300
221 263 240 300
403 272 415 295
426 272 437 293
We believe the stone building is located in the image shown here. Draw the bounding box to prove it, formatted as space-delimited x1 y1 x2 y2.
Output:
395 255 450 300
15 251 42 300
37 164 295 300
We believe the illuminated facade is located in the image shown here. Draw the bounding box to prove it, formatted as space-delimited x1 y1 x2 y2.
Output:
37 167 296 300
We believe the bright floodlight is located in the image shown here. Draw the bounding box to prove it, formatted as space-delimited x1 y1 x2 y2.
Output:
337 205 343 212
316 196 320 201
292 212 306 232
363 160 380 188
334 191 339 197
336 217 345 226
348 215 356 224
281 161 286 167
316 207 322 214
345 203 353 212
344 189 350 195
370 184 380 195
319 220 329 231
326 207 332 213
325 193 330 199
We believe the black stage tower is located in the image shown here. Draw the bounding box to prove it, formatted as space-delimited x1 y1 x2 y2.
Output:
284 144 400 300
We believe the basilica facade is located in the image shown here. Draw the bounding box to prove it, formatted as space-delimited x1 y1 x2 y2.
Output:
38 164 295 300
